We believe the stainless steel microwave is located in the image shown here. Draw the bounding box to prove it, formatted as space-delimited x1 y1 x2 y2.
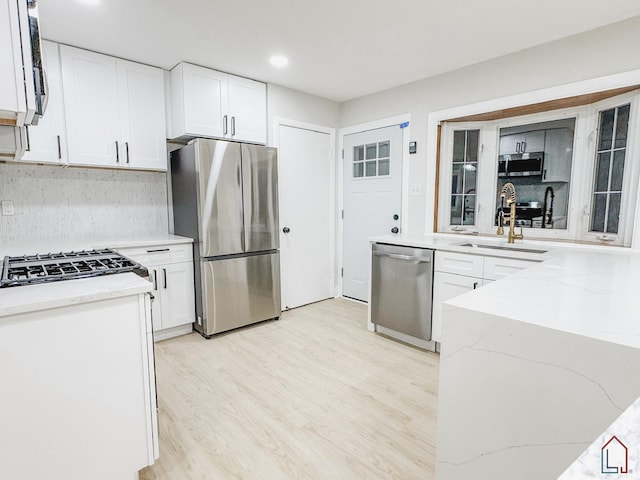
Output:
498 152 544 177
25 0 46 125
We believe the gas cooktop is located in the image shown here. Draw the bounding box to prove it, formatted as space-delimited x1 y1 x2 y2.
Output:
0 248 148 288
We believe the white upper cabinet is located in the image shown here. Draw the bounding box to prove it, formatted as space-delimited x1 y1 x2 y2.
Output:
227 74 266 144
61 45 120 167
61 45 167 170
117 59 167 170
171 63 228 139
170 62 266 144
0 0 36 126
22 40 67 164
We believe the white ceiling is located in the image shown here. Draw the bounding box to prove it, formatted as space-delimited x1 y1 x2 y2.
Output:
39 0 640 102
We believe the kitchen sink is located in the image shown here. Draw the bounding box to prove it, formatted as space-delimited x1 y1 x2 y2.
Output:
457 242 548 254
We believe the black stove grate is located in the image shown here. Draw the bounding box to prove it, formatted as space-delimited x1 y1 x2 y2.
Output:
0 248 148 287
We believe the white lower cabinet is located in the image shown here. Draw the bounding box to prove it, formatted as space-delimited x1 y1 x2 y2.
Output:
432 272 484 343
116 243 195 340
432 250 537 343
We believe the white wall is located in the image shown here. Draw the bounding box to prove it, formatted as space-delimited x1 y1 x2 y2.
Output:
339 16 640 235
267 84 340 143
0 164 169 243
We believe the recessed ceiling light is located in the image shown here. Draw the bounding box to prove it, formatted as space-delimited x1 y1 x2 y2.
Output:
269 55 289 68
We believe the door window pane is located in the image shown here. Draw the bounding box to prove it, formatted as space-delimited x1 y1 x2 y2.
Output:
378 141 390 158
378 159 389 176
607 193 621 234
611 150 626 191
449 130 480 226
366 143 377 160
598 109 615 151
365 161 377 177
354 145 364 161
353 163 364 178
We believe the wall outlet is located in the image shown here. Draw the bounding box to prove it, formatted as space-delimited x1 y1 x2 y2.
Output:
409 184 423 196
1 200 15 216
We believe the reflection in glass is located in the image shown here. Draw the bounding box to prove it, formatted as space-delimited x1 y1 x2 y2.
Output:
366 144 376 160
378 159 389 176
615 105 630 149
451 163 464 194
495 118 575 230
595 152 610 192
378 141 390 158
608 193 621 234
598 109 615 151
365 161 376 177
591 193 607 232
463 195 476 225
466 131 479 162
450 130 480 226
591 104 630 234
611 150 626 191
453 131 465 162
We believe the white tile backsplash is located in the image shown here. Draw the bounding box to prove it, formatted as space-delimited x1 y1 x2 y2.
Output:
0 163 169 244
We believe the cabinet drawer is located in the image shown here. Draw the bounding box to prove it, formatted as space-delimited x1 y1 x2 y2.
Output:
483 256 537 281
116 243 193 267
435 251 484 277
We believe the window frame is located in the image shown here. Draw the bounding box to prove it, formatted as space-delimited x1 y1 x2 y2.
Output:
437 90 640 246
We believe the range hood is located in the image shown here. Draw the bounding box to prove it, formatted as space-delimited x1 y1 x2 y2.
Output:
498 152 544 177
0 126 27 160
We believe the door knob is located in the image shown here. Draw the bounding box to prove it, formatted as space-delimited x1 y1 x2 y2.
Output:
393 214 399 220
282 227 290 233
391 227 399 234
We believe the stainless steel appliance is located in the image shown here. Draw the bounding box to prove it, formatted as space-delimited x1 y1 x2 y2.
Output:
170 139 281 338
498 152 544 177
0 249 148 287
25 0 46 124
370 243 434 341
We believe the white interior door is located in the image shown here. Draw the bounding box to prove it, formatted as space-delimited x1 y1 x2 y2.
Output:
343 125 403 301
278 124 333 310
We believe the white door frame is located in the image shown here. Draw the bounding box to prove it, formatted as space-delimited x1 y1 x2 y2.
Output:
425 68 640 248
272 117 338 298
338 113 411 298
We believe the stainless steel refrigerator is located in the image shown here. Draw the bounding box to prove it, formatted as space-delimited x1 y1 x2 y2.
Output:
170 139 281 337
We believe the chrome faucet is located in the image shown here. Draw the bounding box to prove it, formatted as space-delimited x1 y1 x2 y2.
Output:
497 182 524 243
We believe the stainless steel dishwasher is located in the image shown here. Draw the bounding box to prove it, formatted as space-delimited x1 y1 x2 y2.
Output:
371 243 434 340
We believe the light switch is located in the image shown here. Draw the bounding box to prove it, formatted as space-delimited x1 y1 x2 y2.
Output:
409 184 423 196
2 200 15 216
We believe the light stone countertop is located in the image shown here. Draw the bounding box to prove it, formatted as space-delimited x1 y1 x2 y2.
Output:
369 233 640 350
0 272 152 318
0 234 191 318
0 234 193 257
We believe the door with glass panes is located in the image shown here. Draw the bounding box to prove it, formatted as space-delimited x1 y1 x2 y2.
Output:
343 125 403 302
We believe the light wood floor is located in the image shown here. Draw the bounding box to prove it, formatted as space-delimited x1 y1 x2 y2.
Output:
139 298 439 480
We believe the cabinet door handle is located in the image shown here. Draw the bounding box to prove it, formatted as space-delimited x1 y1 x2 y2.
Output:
153 269 158 290
57 135 62 159
522 141 526 153
223 115 228 135
516 142 520 154
146 248 170 253
231 116 236 136
115 140 120 163
125 141 130 164
162 268 167 289
543 169 547 180
473 282 479 289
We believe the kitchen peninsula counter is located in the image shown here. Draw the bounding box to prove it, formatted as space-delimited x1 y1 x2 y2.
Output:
368 233 640 480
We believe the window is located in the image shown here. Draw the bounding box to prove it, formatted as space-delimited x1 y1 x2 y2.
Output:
353 141 390 178
437 90 640 246
450 130 479 226
590 105 630 234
